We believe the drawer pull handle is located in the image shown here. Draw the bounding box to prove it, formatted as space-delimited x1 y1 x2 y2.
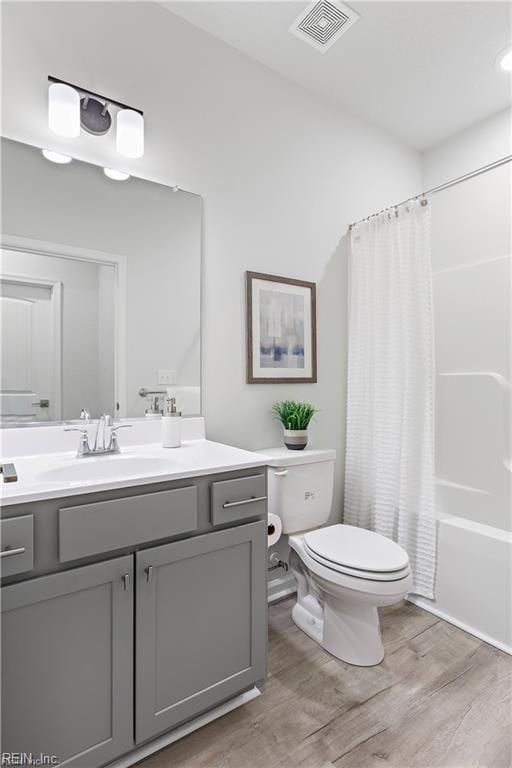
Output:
0 546 26 558
122 573 131 591
145 566 154 584
222 495 267 509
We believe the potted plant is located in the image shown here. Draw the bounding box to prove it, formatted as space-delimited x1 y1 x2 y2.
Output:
272 400 317 451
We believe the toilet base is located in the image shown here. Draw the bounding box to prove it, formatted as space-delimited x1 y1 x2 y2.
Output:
292 596 385 666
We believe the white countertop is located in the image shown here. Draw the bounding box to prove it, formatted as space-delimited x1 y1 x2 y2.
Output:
0 439 269 507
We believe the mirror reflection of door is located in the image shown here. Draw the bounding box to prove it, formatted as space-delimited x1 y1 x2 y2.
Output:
0 277 61 423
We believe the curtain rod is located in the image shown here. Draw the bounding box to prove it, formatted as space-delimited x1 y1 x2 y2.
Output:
348 154 512 230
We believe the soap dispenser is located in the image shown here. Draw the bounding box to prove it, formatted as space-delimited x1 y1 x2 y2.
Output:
161 397 182 448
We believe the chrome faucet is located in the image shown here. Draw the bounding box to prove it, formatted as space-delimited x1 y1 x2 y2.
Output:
94 413 112 452
65 414 131 457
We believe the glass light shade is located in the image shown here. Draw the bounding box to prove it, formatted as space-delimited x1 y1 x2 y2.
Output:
42 149 72 164
48 83 80 138
499 47 512 71
116 109 144 158
103 168 130 181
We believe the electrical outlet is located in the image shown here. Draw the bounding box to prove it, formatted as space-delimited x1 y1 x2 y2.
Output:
157 369 176 386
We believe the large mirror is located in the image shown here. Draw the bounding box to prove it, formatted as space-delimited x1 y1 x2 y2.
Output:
0 138 201 425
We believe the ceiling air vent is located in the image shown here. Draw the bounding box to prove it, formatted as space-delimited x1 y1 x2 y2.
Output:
290 0 359 53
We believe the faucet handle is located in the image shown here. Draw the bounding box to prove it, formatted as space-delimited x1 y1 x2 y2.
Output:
109 424 132 453
80 408 91 422
65 427 91 456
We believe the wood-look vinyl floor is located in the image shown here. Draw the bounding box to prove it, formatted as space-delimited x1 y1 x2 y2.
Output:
137 597 512 768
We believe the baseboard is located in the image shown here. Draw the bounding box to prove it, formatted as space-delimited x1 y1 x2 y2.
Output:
107 687 261 768
407 596 512 656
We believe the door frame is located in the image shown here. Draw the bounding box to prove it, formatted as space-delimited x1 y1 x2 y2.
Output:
0 269 63 421
0 235 127 418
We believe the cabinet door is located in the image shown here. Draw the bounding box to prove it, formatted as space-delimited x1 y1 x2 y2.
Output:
136 521 267 743
1 556 134 768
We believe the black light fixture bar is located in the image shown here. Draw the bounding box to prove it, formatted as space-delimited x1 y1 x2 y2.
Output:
47 75 143 116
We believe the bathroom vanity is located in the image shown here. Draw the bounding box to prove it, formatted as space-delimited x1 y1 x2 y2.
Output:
0 135 271 766
0 433 268 767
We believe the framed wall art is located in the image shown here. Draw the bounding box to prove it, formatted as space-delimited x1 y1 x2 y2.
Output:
246 271 317 384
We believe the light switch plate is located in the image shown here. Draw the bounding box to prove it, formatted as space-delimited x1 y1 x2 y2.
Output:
158 369 176 385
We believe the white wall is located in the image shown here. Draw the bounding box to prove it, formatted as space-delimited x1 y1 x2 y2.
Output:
424 107 512 188
0 1 422 517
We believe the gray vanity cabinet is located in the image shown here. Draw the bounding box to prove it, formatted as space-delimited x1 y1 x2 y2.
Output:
1 555 134 767
135 520 267 743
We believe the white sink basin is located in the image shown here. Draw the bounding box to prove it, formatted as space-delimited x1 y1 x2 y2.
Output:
37 456 174 484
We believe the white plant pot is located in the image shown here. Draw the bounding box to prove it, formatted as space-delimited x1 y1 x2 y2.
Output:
283 429 308 451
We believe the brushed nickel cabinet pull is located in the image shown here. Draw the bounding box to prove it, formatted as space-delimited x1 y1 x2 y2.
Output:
0 547 26 558
122 573 131 591
222 495 267 509
145 565 153 583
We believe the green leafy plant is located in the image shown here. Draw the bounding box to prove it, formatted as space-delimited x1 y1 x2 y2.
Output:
272 400 317 431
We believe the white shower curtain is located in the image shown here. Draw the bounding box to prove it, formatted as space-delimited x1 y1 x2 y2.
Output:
344 200 437 598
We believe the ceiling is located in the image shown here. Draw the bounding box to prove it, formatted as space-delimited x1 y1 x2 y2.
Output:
162 1 512 151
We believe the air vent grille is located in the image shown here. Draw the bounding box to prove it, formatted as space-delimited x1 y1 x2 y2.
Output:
290 0 359 52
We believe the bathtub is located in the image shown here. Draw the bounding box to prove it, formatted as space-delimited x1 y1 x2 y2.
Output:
408 506 512 655
415 365 512 654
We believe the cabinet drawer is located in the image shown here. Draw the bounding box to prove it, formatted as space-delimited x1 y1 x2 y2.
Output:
0 515 34 577
211 474 267 526
59 486 198 562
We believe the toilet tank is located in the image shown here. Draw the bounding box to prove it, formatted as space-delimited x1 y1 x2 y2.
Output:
261 447 336 534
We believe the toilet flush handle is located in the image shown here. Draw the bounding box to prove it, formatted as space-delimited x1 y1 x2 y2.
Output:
274 469 288 477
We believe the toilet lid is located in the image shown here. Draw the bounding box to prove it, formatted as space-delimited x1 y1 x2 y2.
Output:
304 524 409 574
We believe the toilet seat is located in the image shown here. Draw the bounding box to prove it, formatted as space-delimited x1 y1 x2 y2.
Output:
303 545 411 581
289 534 412 596
303 524 410 582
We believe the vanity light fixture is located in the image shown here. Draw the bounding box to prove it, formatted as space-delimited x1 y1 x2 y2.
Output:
42 149 72 164
116 109 144 159
47 76 144 157
498 45 512 71
48 82 80 137
103 168 130 181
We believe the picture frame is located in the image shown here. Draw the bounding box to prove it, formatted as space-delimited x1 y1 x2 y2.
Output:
246 271 317 384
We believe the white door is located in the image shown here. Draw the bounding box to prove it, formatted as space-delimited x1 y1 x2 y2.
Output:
0 279 60 422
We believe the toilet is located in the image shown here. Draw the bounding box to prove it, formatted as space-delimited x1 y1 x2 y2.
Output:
263 447 412 666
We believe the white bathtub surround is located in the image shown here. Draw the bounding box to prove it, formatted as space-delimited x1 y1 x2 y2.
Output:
416 111 512 652
344 201 437 598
